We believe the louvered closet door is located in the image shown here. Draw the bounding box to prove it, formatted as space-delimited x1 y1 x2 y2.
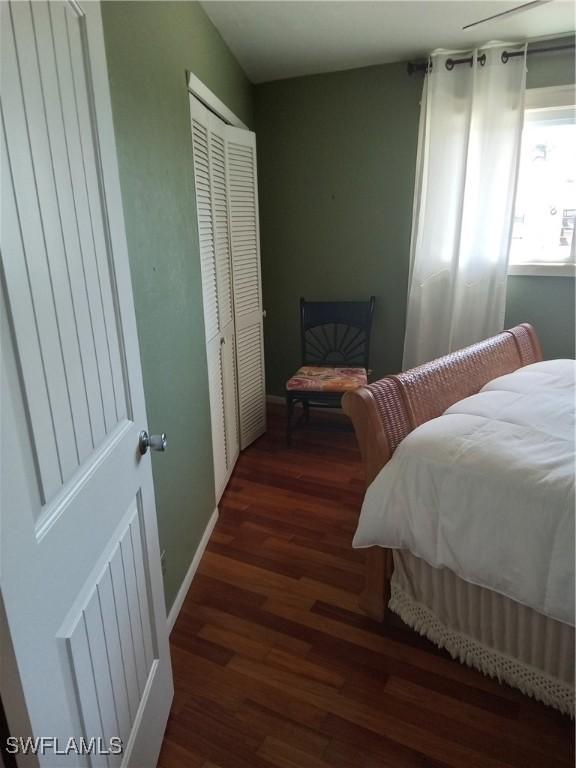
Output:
225 126 266 449
190 97 238 499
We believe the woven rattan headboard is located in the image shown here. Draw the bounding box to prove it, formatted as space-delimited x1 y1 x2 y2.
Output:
342 324 543 487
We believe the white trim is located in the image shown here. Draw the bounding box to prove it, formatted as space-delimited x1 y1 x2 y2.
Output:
508 263 576 277
525 84 576 110
186 70 247 129
166 507 219 632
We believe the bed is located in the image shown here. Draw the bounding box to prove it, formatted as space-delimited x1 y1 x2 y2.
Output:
342 324 574 715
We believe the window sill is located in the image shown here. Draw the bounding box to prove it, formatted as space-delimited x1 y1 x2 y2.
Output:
508 263 576 277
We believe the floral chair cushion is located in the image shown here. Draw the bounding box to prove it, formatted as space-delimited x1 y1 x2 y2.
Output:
286 366 368 393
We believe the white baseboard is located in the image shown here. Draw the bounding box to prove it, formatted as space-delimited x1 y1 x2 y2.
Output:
167 507 219 633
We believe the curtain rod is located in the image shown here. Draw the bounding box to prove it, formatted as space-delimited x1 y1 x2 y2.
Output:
407 43 574 75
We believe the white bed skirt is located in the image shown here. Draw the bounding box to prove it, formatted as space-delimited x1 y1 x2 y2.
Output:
391 551 575 716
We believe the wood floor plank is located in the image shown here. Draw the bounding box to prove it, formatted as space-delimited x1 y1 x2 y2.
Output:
160 405 573 768
264 535 365 574
233 700 329 756
200 550 362 613
257 736 333 768
197 623 270 660
228 654 344 701
209 533 364 590
227 649 527 768
265 647 345 689
263 598 538 705
184 602 313 656
170 643 327 732
157 738 205 768
383 676 574 764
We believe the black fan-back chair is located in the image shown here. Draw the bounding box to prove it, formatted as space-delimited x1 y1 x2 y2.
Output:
285 296 376 445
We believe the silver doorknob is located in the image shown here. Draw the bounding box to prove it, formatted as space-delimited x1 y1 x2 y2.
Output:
139 430 167 455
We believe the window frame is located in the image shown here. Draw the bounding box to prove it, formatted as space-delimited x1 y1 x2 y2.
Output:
508 84 576 278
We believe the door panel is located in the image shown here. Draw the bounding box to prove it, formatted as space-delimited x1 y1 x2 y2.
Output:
1 2 173 765
225 127 266 449
64 501 155 761
3 0 129 503
26 0 111 451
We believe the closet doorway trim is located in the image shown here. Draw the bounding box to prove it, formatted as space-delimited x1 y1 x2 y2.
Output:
186 70 248 130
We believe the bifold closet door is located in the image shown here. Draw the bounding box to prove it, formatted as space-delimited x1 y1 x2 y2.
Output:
190 97 239 500
225 126 266 449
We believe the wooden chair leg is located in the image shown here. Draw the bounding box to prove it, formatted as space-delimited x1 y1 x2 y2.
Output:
286 394 295 447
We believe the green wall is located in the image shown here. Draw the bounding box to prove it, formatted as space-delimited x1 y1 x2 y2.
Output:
101 1 252 612
524 41 576 89
255 63 422 394
255 44 575 395
505 277 575 359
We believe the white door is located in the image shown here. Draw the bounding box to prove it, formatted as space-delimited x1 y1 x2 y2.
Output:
189 97 239 500
0 1 173 765
226 127 267 449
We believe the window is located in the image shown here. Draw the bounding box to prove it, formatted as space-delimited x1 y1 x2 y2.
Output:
508 86 576 277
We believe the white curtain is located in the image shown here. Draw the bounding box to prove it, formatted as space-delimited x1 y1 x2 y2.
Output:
403 44 527 370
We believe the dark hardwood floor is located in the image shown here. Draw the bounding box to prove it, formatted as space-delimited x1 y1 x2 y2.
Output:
158 404 574 768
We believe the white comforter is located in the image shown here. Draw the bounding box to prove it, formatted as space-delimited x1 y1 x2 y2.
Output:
354 359 575 626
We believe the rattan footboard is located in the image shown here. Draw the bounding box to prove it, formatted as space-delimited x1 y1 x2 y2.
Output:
342 323 543 621
343 323 542 486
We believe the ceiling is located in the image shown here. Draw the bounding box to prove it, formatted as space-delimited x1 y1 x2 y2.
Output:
200 1 575 83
